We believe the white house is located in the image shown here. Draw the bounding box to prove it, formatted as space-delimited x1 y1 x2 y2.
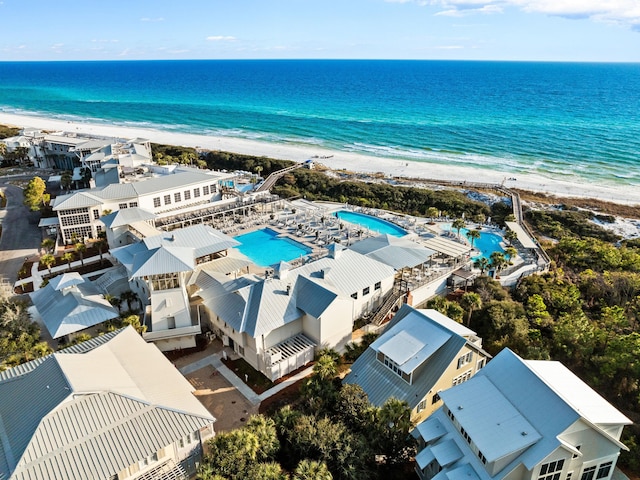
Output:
0 326 215 480
413 348 631 480
343 304 490 422
192 244 396 380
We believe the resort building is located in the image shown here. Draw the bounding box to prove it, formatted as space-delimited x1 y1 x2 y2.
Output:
0 326 215 480
342 304 490 422
110 224 242 352
28 272 119 341
413 349 630 480
52 167 238 244
191 243 396 380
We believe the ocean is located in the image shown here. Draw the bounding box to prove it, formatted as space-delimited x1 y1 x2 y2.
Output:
0 59 639 186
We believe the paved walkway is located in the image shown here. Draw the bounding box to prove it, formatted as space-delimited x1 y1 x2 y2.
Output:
14 253 112 291
179 351 315 406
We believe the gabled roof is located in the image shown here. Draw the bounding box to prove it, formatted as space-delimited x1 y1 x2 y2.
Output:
29 274 119 339
100 206 157 228
130 246 194 277
343 305 468 408
414 348 631 480
52 191 103 210
420 234 472 258
349 234 436 269
142 224 239 259
0 327 214 480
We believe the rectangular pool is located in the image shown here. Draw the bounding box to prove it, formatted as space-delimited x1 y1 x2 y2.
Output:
233 228 312 267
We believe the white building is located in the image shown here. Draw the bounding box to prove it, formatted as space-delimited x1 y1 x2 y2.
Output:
52 167 237 244
0 326 215 480
413 349 630 480
192 243 396 380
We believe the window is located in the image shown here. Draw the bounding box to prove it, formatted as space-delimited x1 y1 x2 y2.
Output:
453 370 472 386
238 345 245 356
432 392 441 404
363 286 370 296
184 190 191 200
194 187 201 198
119 203 128 209
153 197 161 208
596 462 613 480
375 281 381 290
164 194 171 205
573 446 582 459
477 358 486 370
93 209 100 220
203 185 210 195
210 183 216 193
581 466 596 480
351 292 358 299
377 351 411 384
417 399 427 412
129 201 138 208
539 460 565 480
457 351 473 369
478 451 486 465
167 316 176 329
567 472 573 480
174 192 181 203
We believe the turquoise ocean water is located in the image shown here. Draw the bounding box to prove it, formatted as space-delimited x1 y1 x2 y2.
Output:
0 60 639 186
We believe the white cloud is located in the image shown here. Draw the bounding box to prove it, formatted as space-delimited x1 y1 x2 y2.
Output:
206 35 236 41
140 17 164 22
386 0 640 29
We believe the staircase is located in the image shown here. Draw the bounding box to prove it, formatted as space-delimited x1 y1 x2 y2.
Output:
135 460 188 480
254 163 306 192
370 288 406 326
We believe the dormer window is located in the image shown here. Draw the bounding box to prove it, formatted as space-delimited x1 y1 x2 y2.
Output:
376 351 412 384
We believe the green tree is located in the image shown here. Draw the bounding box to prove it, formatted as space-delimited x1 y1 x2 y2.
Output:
490 251 508 278
75 242 87 266
62 252 74 271
505 246 518 261
474 257 490 276
460 292 482 326
23 176 46 211
466 229 481 249
373 398 416 465
121 314 147 334
0 297 51 370
293 460 332 480
452 218 466 240
120 290 139 312
426 207 439 220
60 172 72 191
245 415 279 462
41 238 56 254
202 429 260 480
247 462 288 480
504 229 518 246
40 253 55 275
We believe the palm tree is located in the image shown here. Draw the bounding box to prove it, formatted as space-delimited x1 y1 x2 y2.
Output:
452 218 466 240
505 229 518 246
460 292 482 326
474 257 490 276
41 238 56 254
490 251 507 278
466 229 481 249
293 460 333 480
94 238 108 264
62 252 74 271
105 294 122 313
120 290 139 312
40 253 55 275
505 246 518 261
121 314 147 334
426 207 439 221
75 242 87 266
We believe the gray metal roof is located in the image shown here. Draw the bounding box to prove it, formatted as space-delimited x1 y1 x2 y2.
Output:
0 327 214 480
29 277 119 339
349 234 436 269
100 207 157 228
130 246 194 277
143 224 239 259
52 191 103 210
48 272 84 291
37 217 59 228
420 234 471 258
343 304 467 409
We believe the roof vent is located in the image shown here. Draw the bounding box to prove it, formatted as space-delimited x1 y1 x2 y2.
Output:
170 234 176 241
457 405 463 410
521 431 528 436
286 284 291 295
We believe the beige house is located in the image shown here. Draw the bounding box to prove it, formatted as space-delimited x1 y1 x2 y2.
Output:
343 304 491 423
0 326 215 480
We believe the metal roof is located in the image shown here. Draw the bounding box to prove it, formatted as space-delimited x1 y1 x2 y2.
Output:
412 417 447 444
29 278 119 339
52 191 103 210
445 464 482 480
37 217 59 227
130 246 194 277
0 327 214 480
505 222 537 249
439 376 542 463
349 234 436 269
420 234 471 258
143 224 239 260
416 309 477 338
100 207 157 228
432 439 464 467
48 272 84 291
343 304 467 409
415 447 436 470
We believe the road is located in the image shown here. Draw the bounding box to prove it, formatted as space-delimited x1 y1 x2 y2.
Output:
0 176 44 288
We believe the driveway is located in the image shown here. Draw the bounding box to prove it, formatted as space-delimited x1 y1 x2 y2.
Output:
0 178 43 287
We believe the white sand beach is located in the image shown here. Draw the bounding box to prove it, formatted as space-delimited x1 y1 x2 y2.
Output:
2 111 639 206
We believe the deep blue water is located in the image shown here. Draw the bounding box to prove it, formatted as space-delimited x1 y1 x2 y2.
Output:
1 60 639 186
335 211 407 237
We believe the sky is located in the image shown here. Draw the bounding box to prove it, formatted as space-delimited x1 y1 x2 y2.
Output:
0 0 639 62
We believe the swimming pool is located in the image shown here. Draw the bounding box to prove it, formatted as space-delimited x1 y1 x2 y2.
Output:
233 228 312 267
335 211 407 237
443 225 505 260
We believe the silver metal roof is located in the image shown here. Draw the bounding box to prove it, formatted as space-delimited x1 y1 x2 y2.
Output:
100 207 157 228
48 272 84 291
143 224 239 260
349 234 436 269
130 246 194 277
420 234 471 258
343 304 467 409
0 327 214 480
432 439 464 467
29 278 119 339
52 191 103 210
505 222 537 249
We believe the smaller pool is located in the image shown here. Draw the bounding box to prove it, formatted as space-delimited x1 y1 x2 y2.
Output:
233 228 312 267
442 225 505 261
335 211 407 237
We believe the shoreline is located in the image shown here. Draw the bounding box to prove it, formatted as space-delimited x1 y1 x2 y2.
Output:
2 111 639 206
